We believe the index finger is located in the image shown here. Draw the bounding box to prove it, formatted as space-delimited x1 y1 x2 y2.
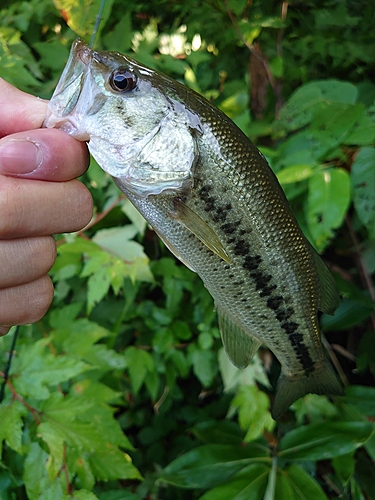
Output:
0 78 48 137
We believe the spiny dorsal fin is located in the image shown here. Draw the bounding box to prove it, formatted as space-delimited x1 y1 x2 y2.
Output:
217 305 261 369
312 250 340 315
172 198 231 263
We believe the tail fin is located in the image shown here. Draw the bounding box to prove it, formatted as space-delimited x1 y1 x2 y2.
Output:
272 359 344 420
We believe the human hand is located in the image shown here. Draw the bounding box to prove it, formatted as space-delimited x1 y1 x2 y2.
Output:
0 78 93 336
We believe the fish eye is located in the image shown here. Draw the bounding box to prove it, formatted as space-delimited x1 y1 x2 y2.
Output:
109 68 137 92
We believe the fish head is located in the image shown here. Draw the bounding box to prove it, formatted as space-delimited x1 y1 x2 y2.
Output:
44 38 200 196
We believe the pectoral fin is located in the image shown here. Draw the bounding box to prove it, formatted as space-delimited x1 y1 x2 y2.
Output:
217 305 261 369
172 198 230 263
154 229 196 272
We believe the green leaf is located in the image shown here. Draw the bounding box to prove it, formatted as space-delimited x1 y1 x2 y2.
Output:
340 386 375 417
52 0 115 41
191 420 245 445
124 346 155 394
306 168 351 251
23 442 68 500
321 296 374 332
332 451 355 483
189 348 216 387
351 147 375 239
218 349 271 393
230 386 275 442
277 80 358 132
310 103 365 146
0 401 26 457
279 464 329 500
198 463 269 500
37 422 65 479
277 165 314 185
279 421 374 461
11 339 91 400
344 111 375 145
73 491 100 500
88 446 142 481
160 443 270 489
86 264 112 313
94 491 142 500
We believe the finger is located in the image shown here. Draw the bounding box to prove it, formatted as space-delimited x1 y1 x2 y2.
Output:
0 176 93 238
0 78 48 137
0 276 54 326
0 236 56 289
0 325 11 336
0 128 89 182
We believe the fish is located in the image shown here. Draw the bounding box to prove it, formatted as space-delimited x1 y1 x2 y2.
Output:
44 38 344 419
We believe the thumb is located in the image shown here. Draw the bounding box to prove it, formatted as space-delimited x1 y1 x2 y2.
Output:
0 78 48 137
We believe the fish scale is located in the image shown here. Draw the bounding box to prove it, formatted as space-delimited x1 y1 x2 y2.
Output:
44 38 344 418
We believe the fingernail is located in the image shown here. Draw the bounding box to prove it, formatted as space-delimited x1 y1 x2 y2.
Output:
0 139 44 175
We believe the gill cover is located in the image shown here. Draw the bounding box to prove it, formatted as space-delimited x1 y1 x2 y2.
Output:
44 38 199 197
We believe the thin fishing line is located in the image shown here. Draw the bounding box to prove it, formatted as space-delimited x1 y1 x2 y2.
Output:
90 0 107 48
0 325 19 403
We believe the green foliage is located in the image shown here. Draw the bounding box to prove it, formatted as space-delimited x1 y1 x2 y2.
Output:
1 0 375 499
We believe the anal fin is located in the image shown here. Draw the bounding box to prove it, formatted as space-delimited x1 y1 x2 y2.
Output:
217 305 261 369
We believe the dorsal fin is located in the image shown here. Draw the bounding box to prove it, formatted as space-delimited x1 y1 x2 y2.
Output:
312 250 340 315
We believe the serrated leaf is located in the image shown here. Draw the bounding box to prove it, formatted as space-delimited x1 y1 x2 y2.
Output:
86 265 112 312
124 347 155 394
0 401 27 457
230 385 275 442
51 318 127 373
11 339 91 400
160 443 270 489
306 168 351 251
23 442 67 500
218 348 271 393
351 147 375 239
279 421 374 461
88 446 142 481
37 422 65 479
93 226 153 283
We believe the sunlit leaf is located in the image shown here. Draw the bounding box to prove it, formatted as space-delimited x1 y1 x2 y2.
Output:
351 147 375 239
306 168 351 251
0 401 26 457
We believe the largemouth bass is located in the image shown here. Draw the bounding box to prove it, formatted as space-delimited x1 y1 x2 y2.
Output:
44 39 343 419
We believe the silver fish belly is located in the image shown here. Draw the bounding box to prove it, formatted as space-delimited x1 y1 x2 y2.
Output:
44 39 343 418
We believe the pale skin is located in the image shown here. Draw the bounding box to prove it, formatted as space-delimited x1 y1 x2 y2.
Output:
0 78 93 336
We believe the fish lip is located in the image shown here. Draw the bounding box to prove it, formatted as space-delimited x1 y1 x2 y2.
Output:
72 38 92 67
